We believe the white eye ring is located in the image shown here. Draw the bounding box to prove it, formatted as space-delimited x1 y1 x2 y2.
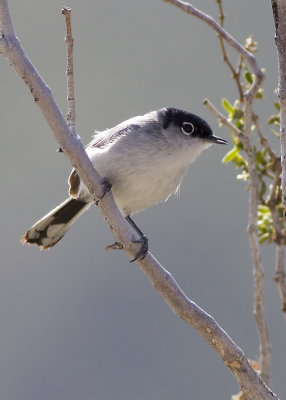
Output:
181 122 195 135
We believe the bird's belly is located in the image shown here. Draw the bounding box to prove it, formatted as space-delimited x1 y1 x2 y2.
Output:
111 166 187 216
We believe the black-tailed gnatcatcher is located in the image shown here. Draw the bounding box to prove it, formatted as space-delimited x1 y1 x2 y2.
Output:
21 107 227 258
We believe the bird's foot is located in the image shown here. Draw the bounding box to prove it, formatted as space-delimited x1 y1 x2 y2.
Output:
130 235 149 262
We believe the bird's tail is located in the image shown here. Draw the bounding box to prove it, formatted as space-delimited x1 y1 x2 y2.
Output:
21 198 91 249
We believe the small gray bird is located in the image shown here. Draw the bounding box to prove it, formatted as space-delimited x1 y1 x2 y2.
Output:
21 107 227 257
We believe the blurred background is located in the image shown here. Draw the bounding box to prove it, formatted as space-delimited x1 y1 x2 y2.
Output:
0 1 285 399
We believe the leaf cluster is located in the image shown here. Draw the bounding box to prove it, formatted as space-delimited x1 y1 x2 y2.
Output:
221 57 285 244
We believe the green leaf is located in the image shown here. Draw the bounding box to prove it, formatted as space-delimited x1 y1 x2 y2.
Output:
222 98 234 114
267 115 280 125
258 205 271 214
244 70 253 84
232 154 247 168
255 149 267 166
274 102 280 111
256 89 264 100
259 232 271 244
222 147 239 163
233 109 244 120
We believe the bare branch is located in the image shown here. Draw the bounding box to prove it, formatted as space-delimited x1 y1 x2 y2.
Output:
203 98 241 136
62 6 77 138
242 75 271 387
163 0 264 79
215 0 244 101
0 0 14 36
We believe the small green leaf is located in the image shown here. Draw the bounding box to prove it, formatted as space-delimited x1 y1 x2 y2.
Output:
235 119 244 130
258 205 271 214
222 98 234 114
256 89 264 100
267 115 280 125
233 109 244 120
259 232 270 244
274 102 280 111
232 154 247 168
244 70 253 84
222 147 239 164
255 149 267 166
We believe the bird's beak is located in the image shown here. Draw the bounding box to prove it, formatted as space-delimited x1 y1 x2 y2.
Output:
208 135 228 145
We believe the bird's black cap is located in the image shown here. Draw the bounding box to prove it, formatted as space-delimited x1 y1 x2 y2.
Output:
160 107 227 144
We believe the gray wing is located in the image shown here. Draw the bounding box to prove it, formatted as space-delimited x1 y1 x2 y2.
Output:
87 123 141 150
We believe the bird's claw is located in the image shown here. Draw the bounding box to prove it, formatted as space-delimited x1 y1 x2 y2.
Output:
130 235 149 262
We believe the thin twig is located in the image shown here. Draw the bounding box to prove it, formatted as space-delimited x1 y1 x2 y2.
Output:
203 98 241 135
215 0 244 101
0 0 14 36
243 75 271 385
62 6 77 138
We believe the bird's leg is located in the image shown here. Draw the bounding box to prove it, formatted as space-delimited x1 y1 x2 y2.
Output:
126 215 149 262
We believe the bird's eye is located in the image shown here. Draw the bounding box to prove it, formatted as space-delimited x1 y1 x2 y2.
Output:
181 122 195 135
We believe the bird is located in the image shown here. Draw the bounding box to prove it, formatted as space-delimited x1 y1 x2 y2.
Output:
21 107 227 258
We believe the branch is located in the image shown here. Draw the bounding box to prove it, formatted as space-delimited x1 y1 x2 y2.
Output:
203 98 241 136
164 0 264 80
0 1 278 398
62 7 77 138
215 0 244 101
271 0 286 220
165 0 270 386
0 0 14 36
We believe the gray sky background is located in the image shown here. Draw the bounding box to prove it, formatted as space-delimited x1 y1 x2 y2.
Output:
0 1 285 399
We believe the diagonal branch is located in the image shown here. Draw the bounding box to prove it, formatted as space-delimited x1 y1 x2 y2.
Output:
164 0 264 80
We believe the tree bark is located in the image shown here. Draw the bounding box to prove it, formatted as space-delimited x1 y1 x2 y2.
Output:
271 0 286 218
